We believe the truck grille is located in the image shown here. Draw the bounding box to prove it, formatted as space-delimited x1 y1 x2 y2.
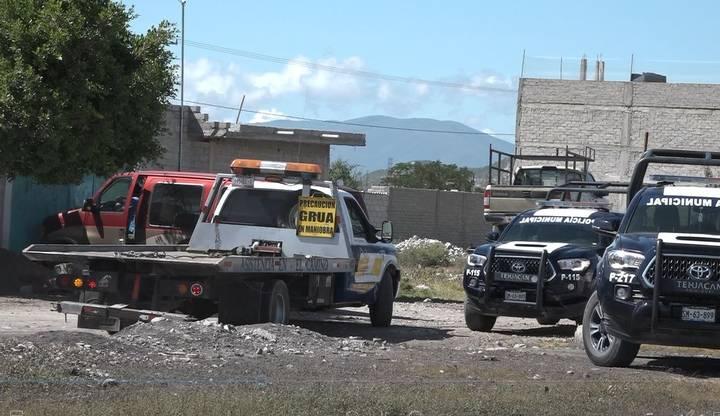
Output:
489 255 556 281
643 255 720 285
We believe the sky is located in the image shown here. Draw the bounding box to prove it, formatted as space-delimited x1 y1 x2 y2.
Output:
122 0 720 138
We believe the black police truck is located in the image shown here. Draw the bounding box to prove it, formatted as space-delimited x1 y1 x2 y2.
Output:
583 149 720 367
464 197 623 332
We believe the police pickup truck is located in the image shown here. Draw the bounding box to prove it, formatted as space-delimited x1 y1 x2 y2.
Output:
23 159 400 331
464 198 622 332
583 149 720 367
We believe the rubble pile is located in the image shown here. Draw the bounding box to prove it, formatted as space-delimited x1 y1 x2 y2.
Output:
395 236 466 260
0 317 390 387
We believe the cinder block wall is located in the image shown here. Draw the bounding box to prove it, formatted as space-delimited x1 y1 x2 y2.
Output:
152 106 210 172
516 79 720 182
377 188 489 247
362 192 390 227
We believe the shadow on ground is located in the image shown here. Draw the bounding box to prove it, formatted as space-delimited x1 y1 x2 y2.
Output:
396 296 462 304
291 308 453 343
0 248 52 295
494 324 577 338
636 355 720 378
293 320 453 343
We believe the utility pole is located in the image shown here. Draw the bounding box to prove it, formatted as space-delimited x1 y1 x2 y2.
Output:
178 0 187 171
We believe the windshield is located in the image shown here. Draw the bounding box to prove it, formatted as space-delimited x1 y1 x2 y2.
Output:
514 169 586 186
501 215 600 246
218 188 299 227
626 192 720 234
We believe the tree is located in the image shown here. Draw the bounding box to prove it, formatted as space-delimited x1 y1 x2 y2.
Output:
0 0 176 184
383 161 475 191
328 159 362 190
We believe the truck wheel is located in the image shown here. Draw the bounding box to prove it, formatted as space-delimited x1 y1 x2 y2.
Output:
536 317 559 326
218 281 263 325
582 292 640 367
465 299 496 332
369 272 394 327
263 280 290 324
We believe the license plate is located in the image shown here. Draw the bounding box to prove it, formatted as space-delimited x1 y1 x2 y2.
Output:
496 272 534 282
504 291 526 302
681 307 716 323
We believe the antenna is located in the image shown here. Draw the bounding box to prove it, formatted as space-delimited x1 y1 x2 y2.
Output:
235 94 246 125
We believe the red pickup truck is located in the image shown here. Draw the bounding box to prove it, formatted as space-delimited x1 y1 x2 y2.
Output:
42 171 216 245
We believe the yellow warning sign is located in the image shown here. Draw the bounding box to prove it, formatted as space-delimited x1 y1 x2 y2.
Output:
297 196 336 238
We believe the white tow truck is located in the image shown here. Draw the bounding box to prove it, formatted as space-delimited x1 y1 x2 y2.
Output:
23 159 400 331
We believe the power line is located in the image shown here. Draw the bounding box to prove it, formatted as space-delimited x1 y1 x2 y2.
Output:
184 40 517 94
180 99 516 137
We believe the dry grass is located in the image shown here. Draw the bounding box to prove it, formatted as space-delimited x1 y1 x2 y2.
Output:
397 261 466 302
5 378 720 416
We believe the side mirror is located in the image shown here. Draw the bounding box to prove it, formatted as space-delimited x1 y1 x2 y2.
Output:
486 231 500 242
592 218 619 236
82 197 96 212
380 221 393 242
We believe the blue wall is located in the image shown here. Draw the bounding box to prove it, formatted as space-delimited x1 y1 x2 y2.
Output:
8 175 103 251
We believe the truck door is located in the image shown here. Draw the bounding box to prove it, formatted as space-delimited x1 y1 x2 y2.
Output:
84 176 133 244
143 179 205 245
344 197 385 284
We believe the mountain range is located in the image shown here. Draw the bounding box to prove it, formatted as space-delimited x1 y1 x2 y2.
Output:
255 115 514 174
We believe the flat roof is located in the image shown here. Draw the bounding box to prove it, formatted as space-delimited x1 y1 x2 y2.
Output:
202 122 366 147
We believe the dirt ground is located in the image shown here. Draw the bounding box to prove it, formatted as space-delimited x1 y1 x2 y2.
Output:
2 296 720 415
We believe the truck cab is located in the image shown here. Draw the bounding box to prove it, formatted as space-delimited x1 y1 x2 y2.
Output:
583 149 720 367
464 200 621 331
42 171 217 245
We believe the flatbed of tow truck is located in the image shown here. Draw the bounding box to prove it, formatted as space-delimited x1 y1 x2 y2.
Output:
23 244 357 274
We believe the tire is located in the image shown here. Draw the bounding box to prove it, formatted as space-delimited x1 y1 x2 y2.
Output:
263 280 290 325
369 272 394 327
464 299 497 332
582 292 640 367
218 281 263 325
536 317 560 326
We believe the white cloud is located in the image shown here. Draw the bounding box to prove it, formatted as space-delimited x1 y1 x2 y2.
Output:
377 83 391 101
245 56 365 103
181 55 517 130
248 108 288 124
481 128 495 135
185 58 237 96
415 83 429 96
469 74 512 89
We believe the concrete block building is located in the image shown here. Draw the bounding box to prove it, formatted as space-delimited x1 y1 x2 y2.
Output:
515 78 720 181
153 106 366 176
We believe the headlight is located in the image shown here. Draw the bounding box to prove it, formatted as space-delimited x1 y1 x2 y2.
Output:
467 254 487 267
607 250 645 270
557 258 591 272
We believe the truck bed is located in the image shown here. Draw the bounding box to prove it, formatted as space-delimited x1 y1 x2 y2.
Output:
23 244 357 274
484 185 552 225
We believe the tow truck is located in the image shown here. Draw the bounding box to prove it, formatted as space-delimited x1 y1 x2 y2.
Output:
23 159 400 331
463 183 625 331
583 149 720 367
